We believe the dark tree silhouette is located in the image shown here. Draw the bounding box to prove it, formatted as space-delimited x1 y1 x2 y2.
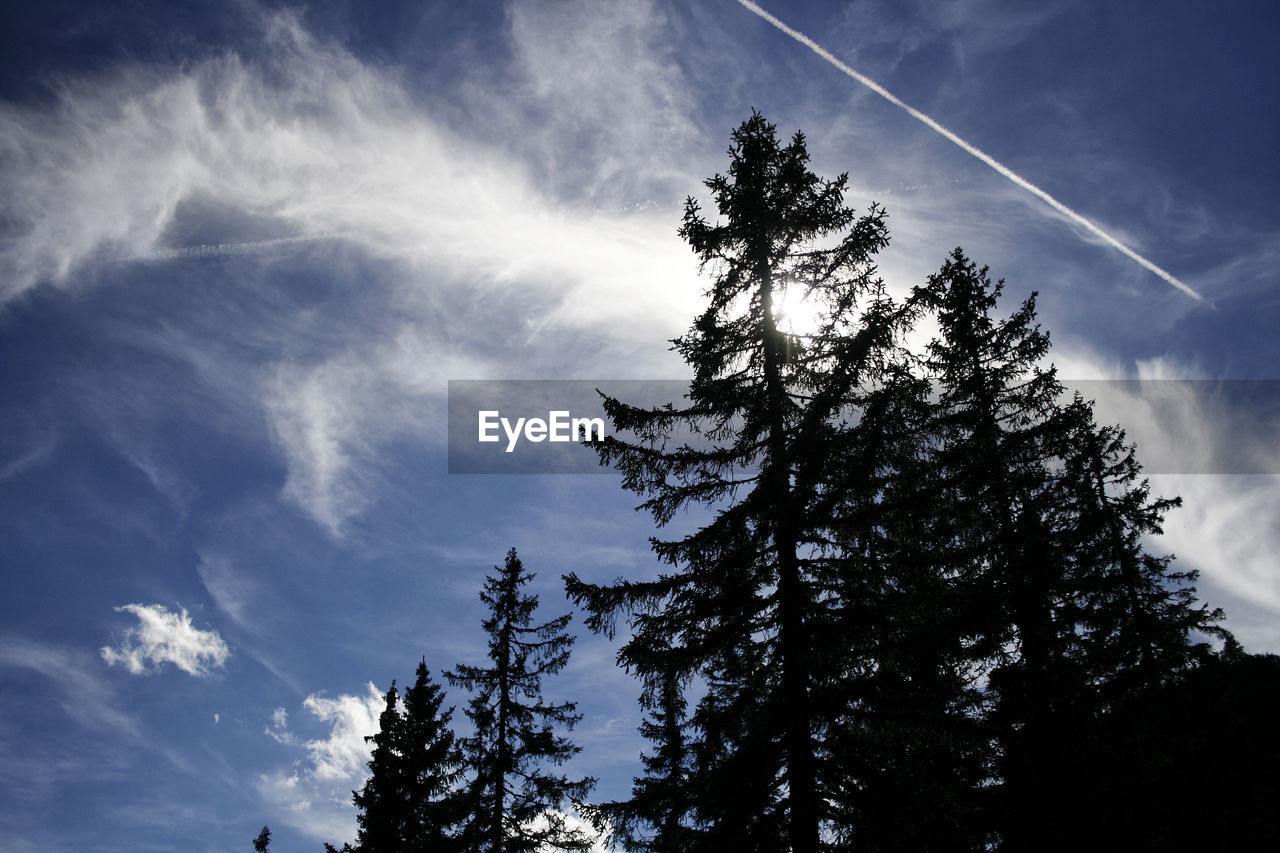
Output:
1066 651 1280 851
449 548 596 852
328 660 466 852
815 346 990 852
566 111 909 852
918 250 1232 848
397 660 469 850
1054 394 1231 701
568 114 1237 852
252 825 270 852
586 670 701 851
919 250 1084 847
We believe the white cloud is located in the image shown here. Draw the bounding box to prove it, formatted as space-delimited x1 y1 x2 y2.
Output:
1152 474 1280 650
259 334 480 534
266 707 295 746
301 688 386 782
196 553 259 631
257 768 360 847
8 1 1235 548
100 604 230 676
0 8 702 317
262 357 387 534
1044 347 1280 653
504 0 700 204
0 422 57 484
0 9 704 532
255 683 609 849
258 682 384 844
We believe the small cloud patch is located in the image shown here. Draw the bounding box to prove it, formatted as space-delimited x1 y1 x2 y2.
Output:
267 707 296 745
101 604 229 676
257 683 384 843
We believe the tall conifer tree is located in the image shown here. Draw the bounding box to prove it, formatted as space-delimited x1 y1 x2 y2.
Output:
336 661 466 853
919 250 1231 848
1054 395 1231 701
566 112 910 852
587 670 701 851
920 251 1080 847
570 114 1231 852
450 549 596 853
815 351 989 851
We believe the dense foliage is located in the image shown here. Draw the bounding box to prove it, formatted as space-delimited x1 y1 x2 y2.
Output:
284 114 1267 853
566 112 1237 852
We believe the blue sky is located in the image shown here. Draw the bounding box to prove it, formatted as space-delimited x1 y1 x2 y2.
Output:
1 1 1277 850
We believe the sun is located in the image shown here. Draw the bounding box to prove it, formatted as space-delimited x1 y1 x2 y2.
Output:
774 281 826 337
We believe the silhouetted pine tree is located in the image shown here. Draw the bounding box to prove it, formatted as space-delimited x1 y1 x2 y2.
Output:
815 355 990 852
918 251 1080 848
332 661 466 853
566 111 913 852
919 250 1232 849
586 671 702 851
352 682 409 852
252 825 271 852
449 548 596 853
567 113 1234 852
1018 393 1234 849
1054 395 1232 702
399 660 468 851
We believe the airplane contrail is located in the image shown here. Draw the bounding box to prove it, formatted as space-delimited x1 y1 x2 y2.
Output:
117 232 349 265
141 232 347 261
736 0 1203 301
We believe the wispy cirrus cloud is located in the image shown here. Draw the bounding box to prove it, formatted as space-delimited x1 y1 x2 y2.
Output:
0 637 139 735
502 0 701 204
1044 346 1280 652
0 7 704 533
100 604 229 676
5 1 1266 563
0 413 57 484
0 6 701 315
